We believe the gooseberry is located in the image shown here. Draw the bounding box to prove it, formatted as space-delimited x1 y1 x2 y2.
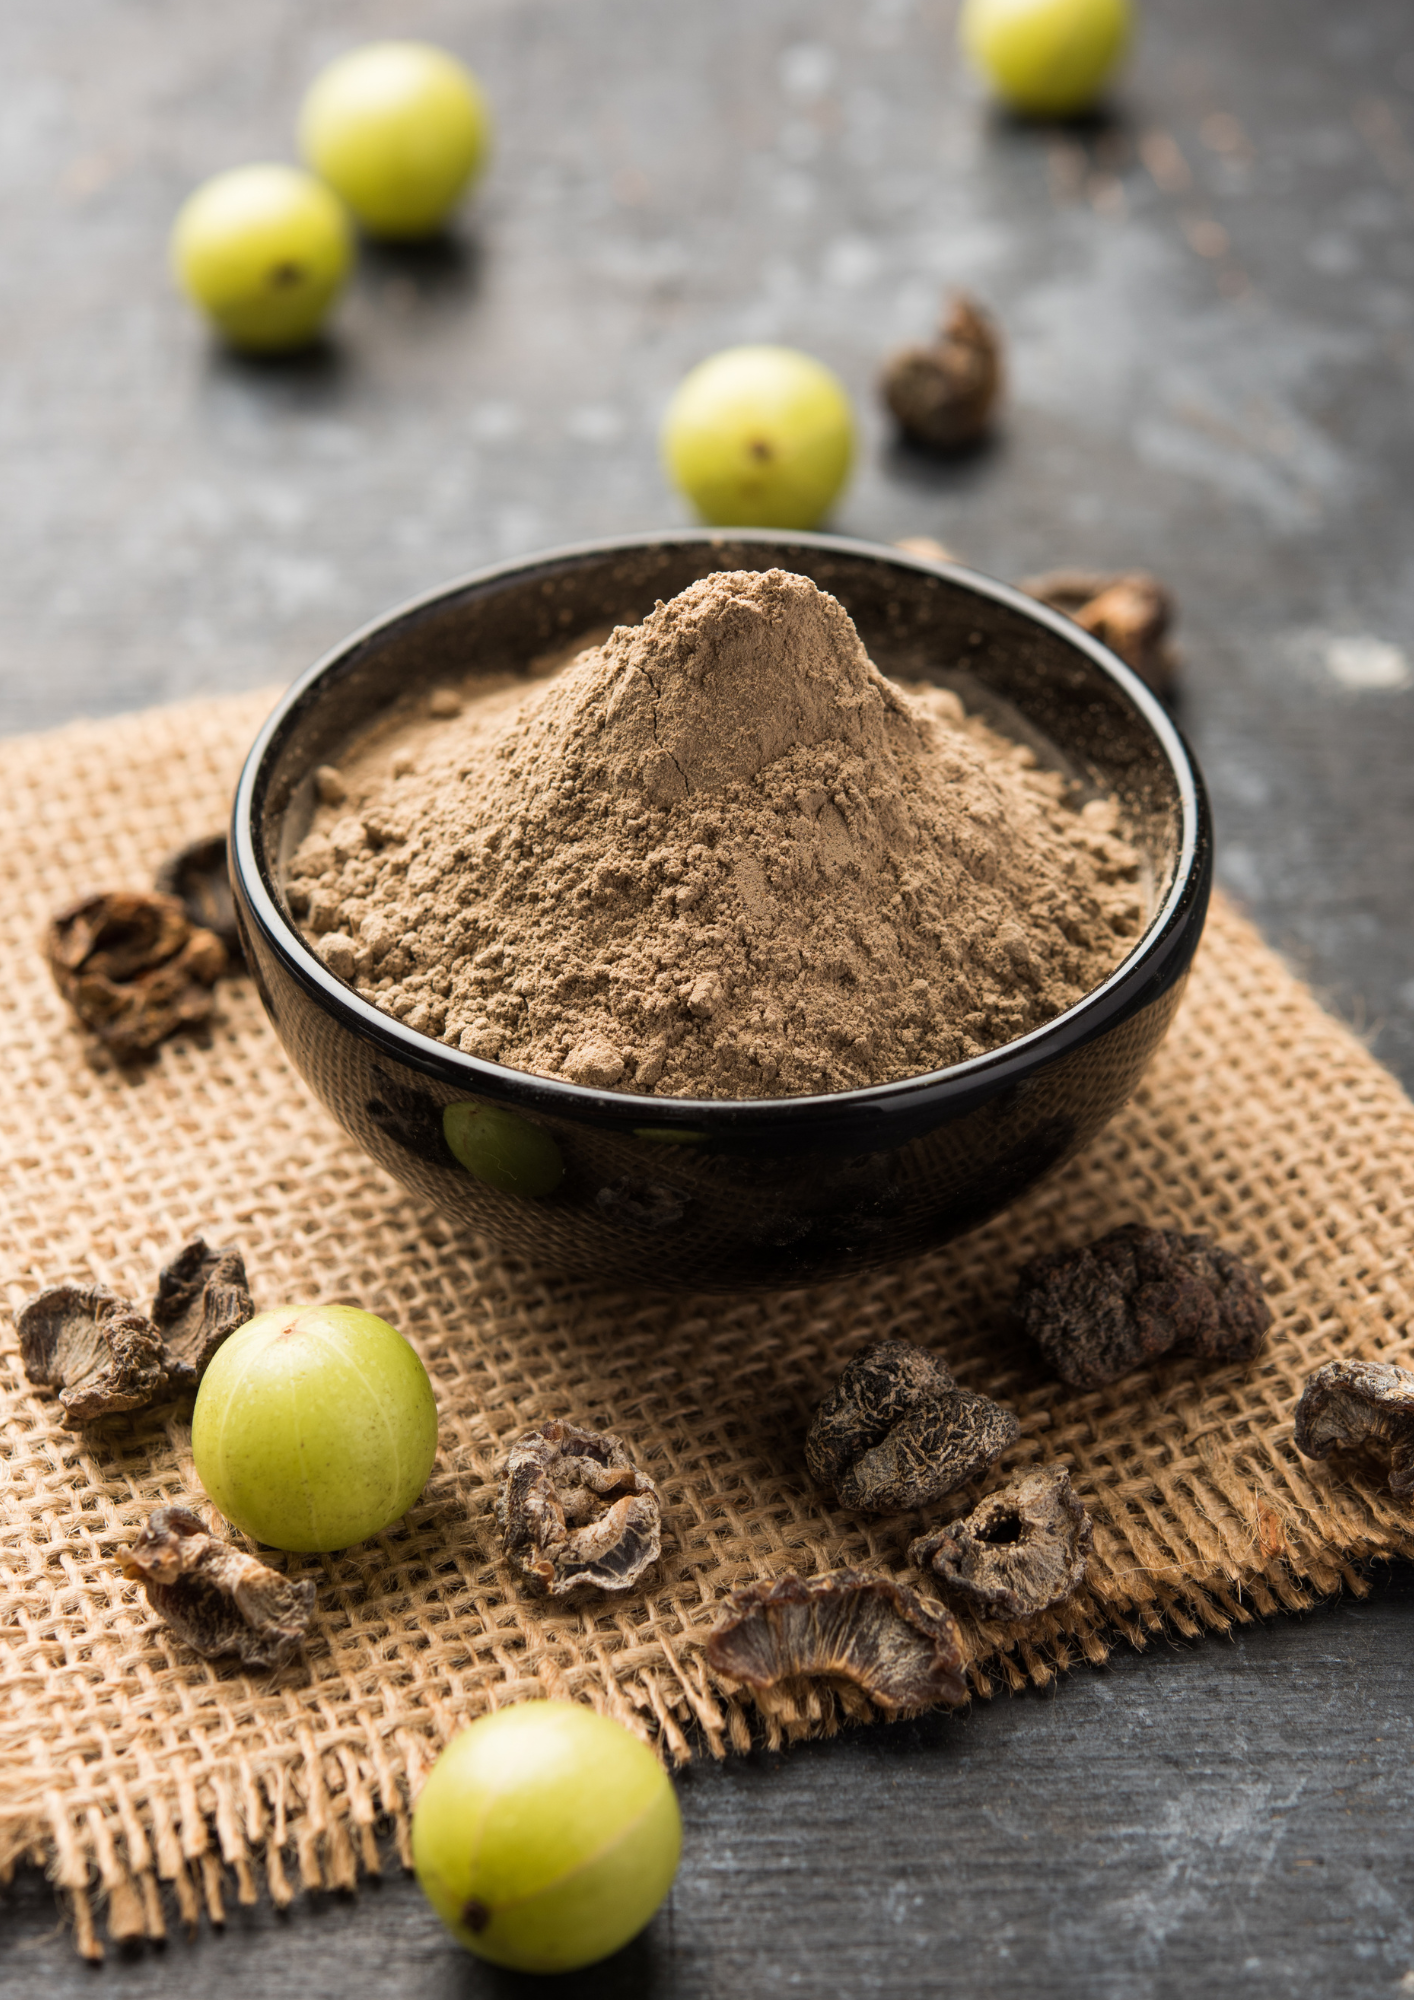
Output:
660 345 855 530
169 164 352 353
412 1701 682 1973
958 0 1132 118
299 41 492 238
442 1102 563 1198
191 1305 439 1551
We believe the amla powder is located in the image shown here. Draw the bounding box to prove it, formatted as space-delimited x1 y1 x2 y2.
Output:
289 568 1143 1098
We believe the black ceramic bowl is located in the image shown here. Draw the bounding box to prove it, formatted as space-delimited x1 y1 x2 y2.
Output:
231 531 1211 1291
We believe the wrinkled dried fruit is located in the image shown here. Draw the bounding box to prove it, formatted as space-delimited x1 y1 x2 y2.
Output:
1014 1224 1271 1390
121 1505 315 1669
155 833 244 964
806 1337 1019 1512
705 1567 967 1711
16 1285 166 1425
1294 1358 1414 1496
909 1465 1093 1618
150 1238 253 1392
1019 569 1178 698
497 1421 661 1596
881 293 1003 450
45 890 226 1059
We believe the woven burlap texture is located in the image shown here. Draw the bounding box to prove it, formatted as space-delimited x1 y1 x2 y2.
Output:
2 691 1413 1958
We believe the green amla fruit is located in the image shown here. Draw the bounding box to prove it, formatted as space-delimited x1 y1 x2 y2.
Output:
169 164 352 352
959 0 1132 117
300 41 493 238
661 344 855 530
442 1102 563 1197
191 1305 438 1551
412 1701 682 1972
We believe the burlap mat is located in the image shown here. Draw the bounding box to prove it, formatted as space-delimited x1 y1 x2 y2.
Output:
3 691 1413 1959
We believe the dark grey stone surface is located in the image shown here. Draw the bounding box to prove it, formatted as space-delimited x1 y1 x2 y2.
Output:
4 1571 1414 1998
2 0 1412 1991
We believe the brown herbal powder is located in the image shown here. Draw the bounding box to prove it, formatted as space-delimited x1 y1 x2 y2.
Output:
288 568 1143 1099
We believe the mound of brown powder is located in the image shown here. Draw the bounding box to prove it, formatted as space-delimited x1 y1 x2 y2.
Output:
288 569 1144 1099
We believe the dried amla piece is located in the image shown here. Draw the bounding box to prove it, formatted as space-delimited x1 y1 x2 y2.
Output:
910 1466 1093 1619
155 832 244 963
806 1337 1019 1513
705 1568 967 1711
1019 568 1179 699
45 889 226 1059
1294 1358 1414 1497
150 1237 253 1392
121 1506 315 1670
881 292 1003 451
1014 1223 1270 1391
496 1421 661 1597
16 1284 166 1425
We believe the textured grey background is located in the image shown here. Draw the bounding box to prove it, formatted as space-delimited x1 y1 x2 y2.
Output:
2 0 1413 1992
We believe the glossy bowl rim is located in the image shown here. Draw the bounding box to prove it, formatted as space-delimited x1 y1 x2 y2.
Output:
231 527 1210 1130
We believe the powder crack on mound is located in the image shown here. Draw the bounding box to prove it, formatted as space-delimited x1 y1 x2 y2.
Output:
289 569 1144 1099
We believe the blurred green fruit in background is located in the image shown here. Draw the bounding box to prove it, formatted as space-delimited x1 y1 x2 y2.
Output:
661 345 855 530
170 164 352 352
300 41 492 238
959 0 1132 117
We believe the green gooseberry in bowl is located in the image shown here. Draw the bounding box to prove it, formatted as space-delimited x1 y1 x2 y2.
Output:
169 164 353 353
442 1102 563 1197
299 41 493 238
191 1305 438 1551
958 0 1132 118
660 344 855 530
412 1701 682 1973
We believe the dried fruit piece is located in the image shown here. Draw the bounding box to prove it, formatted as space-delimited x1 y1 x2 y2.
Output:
806 1337 1019 1512
155 833 244 964
150 1238 253 1392
909 1465 1093 1618
121 1505 315 1669
45 890 226 1060
1014 1223 1271 1390
1019 569 1178 698
880 293 1003 451
704 1568 966 1711
496 1421 661 1597
16 1284 166 1425
1294 1358 1414 1496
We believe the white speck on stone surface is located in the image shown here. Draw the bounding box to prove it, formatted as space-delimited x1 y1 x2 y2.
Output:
779 42 837 99
1323 635 1411 691
468 400 522 443
1305 231 1361 276
822 236 880 288
771 170 816 216
565 404 625 444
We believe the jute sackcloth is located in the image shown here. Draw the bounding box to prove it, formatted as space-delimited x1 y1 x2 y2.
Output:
2 690 1412 1959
